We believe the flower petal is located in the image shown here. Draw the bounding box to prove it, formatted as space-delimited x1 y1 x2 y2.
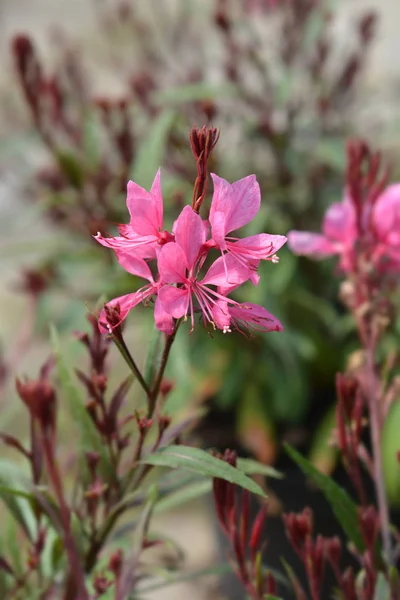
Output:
174 206 206 268
202 253 252 287
373 184 400 241
210 174 261 235
116 254 154 282
158 243 188 283
228 233 287 260
322 201 356 243
126 170 163 236
287 231 336 258
154 295 174 335
98 293 141 333
230 303 283 333
158 286 189 319
211 299 231 330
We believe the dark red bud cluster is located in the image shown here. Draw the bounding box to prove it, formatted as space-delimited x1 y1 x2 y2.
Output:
16 377 56 433
335 372 368 503
212 449 273 598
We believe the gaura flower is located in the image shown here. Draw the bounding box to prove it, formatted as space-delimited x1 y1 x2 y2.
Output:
288 198 357 272
211 298 283 335
158 206 253 332
98 255 173 335
95 170 173 260
372 184 400 267
96 169 286 336
208 174 287 283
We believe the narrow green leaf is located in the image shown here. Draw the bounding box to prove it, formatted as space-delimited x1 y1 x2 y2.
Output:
141 446 267 498
50 326 112 480
0 460 34 542
237 458 283 480
154 480 212 514
55 149 84 189
82 110 102 171
130 110 175 188
284 444 365 553
373 573 390 600
382 399 400 506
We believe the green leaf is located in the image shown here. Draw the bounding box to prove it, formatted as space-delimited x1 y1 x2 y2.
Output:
382 399 400 506
0 460 35 542
55 149 84 189
50 326 112 480
373 573 390 600
153 82 238 105
237 458 283 480
313 138 346 171
141 446 267 498
130 109 175 188
154 480 212 514
82 110 102 171
284 444 365 553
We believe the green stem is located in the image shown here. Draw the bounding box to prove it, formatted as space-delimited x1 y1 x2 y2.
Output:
112 335 151 399
147 320 181 418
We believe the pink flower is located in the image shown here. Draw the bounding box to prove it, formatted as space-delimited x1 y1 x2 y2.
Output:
288 198 357 272
209 174 287 283
158 206 252 332
98 255 173 335
95 170 173 260
212 299 283 335
373 184 400 266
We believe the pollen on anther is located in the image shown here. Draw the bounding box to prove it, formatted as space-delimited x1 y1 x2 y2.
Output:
271 255 279 264
222 325 232 334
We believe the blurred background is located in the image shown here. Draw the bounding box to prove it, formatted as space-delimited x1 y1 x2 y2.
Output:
1 1 400 598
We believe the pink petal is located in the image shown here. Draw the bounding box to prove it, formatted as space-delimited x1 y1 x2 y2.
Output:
150 169 164 225
158 243 188 284
126 170 163 236
98 293 141 333
116 254 154 282
202 253 252 287
210 174 261 236
210 211 228 250
174 206 206 268
287 231 336 258
158 286 189 319
229 234 287 260
322 201 356 243
211 299 231 330
230 303 283 333
373 184 400 239
154 295 174 335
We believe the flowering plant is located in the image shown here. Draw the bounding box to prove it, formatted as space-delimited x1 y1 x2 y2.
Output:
0 127 288 599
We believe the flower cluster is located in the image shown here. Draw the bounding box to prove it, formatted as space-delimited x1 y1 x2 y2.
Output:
95 170 286 336
288 143 400 277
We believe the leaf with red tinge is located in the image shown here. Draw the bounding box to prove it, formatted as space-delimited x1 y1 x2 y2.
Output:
141 445 267 498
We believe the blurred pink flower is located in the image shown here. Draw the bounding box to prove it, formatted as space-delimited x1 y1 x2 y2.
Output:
95 170 173 260
373 184 400 266
288 199 357 272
